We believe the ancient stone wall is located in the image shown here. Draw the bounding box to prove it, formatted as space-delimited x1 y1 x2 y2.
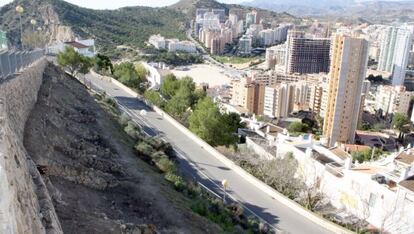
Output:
0 59 62 234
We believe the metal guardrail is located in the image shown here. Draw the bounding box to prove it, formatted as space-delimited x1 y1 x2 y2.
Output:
0 49 45 80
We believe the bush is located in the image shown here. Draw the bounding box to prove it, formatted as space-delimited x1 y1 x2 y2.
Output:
124 121 141 140
103 96 117 108
164 173 186 190
118 112 131 126
150 151 169 162
135 142 155 156
144 137 173 155
156 158 176 173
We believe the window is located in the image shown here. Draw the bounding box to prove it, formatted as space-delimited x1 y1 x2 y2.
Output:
368 193 377 208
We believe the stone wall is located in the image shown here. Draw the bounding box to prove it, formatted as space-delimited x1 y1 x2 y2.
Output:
0 60 62 234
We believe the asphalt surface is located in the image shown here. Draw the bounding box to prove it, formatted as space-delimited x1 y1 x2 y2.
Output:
85 73 332 234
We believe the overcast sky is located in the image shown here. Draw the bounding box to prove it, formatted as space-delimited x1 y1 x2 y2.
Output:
0 0 245 9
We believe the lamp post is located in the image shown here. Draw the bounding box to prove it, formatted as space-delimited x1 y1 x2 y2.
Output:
221 179 229 204
30 19 37 32
16 5 24 50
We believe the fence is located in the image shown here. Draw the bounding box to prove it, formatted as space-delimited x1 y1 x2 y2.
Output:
0 49 44 80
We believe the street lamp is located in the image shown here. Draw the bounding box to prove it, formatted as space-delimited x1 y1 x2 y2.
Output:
15 5 24 50
221 179 229 204
30 19 37 32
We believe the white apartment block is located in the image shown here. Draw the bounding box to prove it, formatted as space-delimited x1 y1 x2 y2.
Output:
265 43 287 70
168 40 197 53
148 34 166 49
378 25 414 86
263 83 295 119
149 35 197 53
375 85 414 116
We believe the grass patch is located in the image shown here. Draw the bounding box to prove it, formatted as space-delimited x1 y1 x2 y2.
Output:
213 56 260 64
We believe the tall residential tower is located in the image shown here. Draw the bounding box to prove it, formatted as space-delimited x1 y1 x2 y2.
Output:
323 34 369 147
378 25 414 86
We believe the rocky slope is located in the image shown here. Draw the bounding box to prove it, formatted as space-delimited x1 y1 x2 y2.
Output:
22 63 221 233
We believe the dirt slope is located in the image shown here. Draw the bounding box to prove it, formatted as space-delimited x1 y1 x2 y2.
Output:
23 63 220 234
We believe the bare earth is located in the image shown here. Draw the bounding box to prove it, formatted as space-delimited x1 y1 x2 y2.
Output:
171 64 232 87
23 63 220 234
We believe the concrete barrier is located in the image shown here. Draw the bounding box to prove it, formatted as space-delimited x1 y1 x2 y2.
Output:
103 74 352 234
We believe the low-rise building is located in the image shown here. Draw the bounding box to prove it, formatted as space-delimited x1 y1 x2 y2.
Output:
374 85 414 116
47 39 96 57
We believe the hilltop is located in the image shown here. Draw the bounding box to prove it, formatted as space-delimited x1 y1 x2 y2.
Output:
0 0 299 56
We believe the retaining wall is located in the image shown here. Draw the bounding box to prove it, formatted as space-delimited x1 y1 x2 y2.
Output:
0 59 62 234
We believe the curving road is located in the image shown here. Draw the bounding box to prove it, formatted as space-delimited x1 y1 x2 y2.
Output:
85 73 332 234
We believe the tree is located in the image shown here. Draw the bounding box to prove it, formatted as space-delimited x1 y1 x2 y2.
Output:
189 97 240 146
94 54 113 74
144 90 165 107
113 62 145 89
57 47 93 76
160 74 180 99
287 122 308 134
189 97 223 146
165 85 193 118
392 113 410 131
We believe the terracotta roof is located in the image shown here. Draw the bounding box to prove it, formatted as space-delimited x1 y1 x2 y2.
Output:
65 41 89 49
329 147 351 160
395 151 414 166
399 176 414 192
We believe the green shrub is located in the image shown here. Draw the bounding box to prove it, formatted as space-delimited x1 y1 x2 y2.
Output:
156 158 176 173
135 142 155 156
150 151 169 162
103 96 117 108
144 137 173 155
164 173 186 190
124 121 141 140
119 113 131 126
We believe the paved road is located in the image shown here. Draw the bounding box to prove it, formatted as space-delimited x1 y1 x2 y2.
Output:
85 73 332 234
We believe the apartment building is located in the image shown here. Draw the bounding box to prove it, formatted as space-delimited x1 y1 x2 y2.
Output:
375 85 414 116
263 83 295 118
378 25 414 86
265 43 287 70
323 34 369 147
285 31 331 74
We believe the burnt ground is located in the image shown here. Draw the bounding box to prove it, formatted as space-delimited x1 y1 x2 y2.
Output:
23 63 221 234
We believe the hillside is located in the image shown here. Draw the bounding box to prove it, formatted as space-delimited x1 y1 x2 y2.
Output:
170 0 300 24
0 0 188 53
23 63 221 233
0 0 299 56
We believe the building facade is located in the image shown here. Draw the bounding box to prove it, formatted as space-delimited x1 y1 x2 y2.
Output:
285 31 331 74
375 85 414 116
378 25 414 86
323 35 369 147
